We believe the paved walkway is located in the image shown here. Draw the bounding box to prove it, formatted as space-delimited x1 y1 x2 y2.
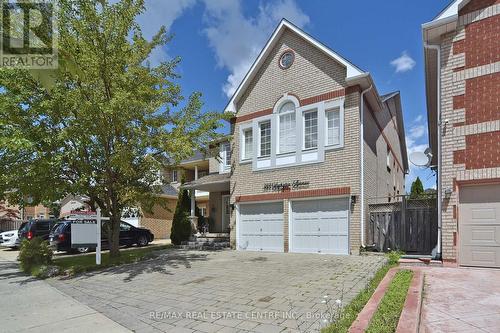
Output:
0 249 129 333
48 250 385 332
420 266 500 333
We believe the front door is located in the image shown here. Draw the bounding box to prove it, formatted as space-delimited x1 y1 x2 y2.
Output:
222 195 230 232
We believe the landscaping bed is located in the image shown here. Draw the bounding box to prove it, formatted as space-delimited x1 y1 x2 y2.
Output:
322 251 403 333
366 269 413 333
20 239 172 278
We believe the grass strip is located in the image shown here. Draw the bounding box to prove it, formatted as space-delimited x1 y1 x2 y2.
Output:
51 244 171 276
366 269 413 333
322 251 403 333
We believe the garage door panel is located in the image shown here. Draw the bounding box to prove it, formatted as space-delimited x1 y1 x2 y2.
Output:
238 202 283 252
291 198 349 255
459 184 500 268
460 245 500 267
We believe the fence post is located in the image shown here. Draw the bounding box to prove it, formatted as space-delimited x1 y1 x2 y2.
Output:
401 196 406 252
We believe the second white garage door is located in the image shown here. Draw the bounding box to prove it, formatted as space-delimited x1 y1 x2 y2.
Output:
290 198 349 254
238 202 284 252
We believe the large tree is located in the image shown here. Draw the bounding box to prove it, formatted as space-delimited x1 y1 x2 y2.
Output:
0 0 224 257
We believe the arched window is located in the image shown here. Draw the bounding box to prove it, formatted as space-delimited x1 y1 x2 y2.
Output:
278 101 296 153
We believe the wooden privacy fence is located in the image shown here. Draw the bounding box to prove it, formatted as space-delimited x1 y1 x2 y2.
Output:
367 195 438 255
0 219 26 233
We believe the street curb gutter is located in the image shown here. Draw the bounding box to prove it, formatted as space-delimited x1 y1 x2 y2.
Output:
348 267 398 333
396 269 424 333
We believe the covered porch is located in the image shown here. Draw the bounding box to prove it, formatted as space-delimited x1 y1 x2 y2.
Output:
182 173 231 234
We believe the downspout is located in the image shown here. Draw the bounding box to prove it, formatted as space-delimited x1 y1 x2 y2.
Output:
424 42 442 259
360 84 372 248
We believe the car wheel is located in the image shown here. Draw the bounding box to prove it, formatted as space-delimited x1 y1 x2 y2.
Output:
137 235 148 247
76 247 90 253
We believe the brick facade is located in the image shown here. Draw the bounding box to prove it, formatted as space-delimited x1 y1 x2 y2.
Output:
229 27 406 254
434 0 500 261
139 198 177 239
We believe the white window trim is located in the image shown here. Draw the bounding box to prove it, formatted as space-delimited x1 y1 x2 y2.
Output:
171 170 178 183
242 96 344 171
239 124 253 163
324 106 344 149
302 109 319 151
258 120 272 158
219 142 231 173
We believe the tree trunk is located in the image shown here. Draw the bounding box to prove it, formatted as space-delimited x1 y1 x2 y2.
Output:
109 214 121 258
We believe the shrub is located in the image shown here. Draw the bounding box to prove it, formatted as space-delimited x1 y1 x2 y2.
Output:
18 238 53 273
387 250 405 265
170 177 193 245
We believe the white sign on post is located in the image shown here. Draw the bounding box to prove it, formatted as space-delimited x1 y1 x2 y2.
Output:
70 208 102 265
96 208 101 265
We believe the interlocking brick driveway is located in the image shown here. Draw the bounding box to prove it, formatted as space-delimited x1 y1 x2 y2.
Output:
48 249 385 332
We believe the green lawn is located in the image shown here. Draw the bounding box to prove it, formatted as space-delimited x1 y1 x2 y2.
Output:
366 269 413 333
322 251 403 333
52 244 171 275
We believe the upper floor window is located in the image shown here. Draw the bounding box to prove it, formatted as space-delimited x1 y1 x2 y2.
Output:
242 128 253 160
278 102 296 154
259 121 271 157
303 110 318 149
386 145 391 171
221 142 231 172
326 108 341 146
172 170 178 182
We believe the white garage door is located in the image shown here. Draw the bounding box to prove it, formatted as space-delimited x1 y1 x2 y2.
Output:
291 198 349 254
459 184 500 268
238 202 284 252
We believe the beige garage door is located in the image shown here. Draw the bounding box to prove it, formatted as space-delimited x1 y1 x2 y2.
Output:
459 184 500 268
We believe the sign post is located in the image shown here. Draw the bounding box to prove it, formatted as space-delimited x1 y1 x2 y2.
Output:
96 208 101 265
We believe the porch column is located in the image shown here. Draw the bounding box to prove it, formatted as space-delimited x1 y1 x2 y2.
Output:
189 189 198 234
190 189 196 217
195 165 198 180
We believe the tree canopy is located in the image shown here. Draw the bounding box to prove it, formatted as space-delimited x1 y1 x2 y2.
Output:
409 177 425 199
0 0 225 256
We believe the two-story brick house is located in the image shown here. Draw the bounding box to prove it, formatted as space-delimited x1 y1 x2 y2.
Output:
185 20 408 255
423 0 500 267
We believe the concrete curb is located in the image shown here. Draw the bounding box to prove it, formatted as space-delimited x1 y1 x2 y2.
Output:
348 267 398 333
396 269 424 333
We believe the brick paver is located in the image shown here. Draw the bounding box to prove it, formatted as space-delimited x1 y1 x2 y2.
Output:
48 249 385 332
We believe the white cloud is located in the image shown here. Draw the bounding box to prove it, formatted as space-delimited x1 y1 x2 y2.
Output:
390 51 416 73
409 124 426 140
201 0 310 97
137 0 196 64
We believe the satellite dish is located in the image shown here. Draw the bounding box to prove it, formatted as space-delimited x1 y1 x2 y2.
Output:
410 150 432 167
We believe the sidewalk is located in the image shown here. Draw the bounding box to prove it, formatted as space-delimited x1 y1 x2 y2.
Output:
0 249 130 333
419 266 500 333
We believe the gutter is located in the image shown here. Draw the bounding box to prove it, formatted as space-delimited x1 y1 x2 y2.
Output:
423 42 442 259
360 84 373 248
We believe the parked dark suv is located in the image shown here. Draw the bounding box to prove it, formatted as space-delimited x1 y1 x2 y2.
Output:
49 220 154 253
18 219 59 243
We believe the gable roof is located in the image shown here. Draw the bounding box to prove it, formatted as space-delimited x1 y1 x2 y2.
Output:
422 0 472 41
224 19 366 113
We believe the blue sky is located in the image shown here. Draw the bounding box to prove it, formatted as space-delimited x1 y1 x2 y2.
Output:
136 0 451 191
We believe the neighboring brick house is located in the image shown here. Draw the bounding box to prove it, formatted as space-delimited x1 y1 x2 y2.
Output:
185 20 408 255
139 152 212 239
0 200 50 221
423 0 500 267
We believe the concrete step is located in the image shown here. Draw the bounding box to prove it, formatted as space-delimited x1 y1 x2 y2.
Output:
193 237 229 243
175 242 230 250
399 258 443 267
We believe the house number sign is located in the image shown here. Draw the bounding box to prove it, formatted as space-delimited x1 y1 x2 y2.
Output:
263 180 310 192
